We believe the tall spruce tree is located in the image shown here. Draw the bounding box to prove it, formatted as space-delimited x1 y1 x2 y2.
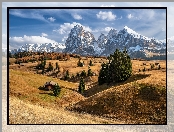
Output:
64 70 70 80
89 60 93 66
78 77 85 94
98 48 132 85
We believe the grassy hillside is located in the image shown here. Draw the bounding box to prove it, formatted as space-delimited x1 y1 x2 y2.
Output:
69 82 166 124
9 59 166 124
9 69 84 108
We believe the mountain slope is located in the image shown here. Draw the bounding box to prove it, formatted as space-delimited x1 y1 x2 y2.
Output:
64 24 96 55
10 25 166 59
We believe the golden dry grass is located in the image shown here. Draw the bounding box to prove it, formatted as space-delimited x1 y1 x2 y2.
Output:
9 96 122 124
69 82 166 124
9 58 166 124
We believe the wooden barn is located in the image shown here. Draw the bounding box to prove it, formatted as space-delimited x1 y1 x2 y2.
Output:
44 81 57 91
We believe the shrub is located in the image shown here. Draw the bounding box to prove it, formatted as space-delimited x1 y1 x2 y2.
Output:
89 60 93 66
76 73 80 77
80 70 87 77
151 64 155 70
36 61 45 70
78 77 85 94
64 70 70 80
98 48 132 85
47 62 53 72
158 64 161 70
53 83 61 97
77 58 83 67
71 74 75 79
87 66 93 76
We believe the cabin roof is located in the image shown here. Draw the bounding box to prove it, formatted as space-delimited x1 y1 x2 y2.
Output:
44 81 57 86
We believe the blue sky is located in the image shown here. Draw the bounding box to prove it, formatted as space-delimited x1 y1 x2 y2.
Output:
2 2 173 50
8 8 166 49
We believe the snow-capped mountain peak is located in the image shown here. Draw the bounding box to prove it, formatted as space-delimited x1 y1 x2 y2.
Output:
10 42 66 54
123 26 151 41
10 25 166 59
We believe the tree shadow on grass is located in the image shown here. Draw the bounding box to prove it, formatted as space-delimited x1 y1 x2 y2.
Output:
39 92 55 96
84 73 151 97
38 86 48 91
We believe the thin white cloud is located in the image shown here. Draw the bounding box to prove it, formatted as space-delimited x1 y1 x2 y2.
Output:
41 33 48 37
96 11 116 21
104 27 114 32
54 22 92 35
48 17 56 22
9 35 58 49
72 14 82 20
10 9 50 22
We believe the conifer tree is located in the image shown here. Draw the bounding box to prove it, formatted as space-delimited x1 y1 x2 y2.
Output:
80 70 87 77
89 60 93 66
53 83 61 97
98 48 132 85
77 58 83 67
78 77 85 94
87 66 93 76
64 70 70 80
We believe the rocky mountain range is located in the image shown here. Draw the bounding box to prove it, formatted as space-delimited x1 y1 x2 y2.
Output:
10 24 166 59
64 25 166 58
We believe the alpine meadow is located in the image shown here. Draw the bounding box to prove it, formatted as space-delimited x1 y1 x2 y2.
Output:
8 8 166 124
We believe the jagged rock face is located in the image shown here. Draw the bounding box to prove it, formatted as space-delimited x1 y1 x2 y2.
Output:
64 25 96 55
97 33 108 49
100 26 166 57
10 25 166 59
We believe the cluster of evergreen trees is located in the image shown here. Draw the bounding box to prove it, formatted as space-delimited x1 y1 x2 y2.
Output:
98 48 132 85
53 83 61 97
36 59 60 74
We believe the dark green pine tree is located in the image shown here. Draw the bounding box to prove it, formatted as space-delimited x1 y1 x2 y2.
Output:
89 60 93 66
78 77 85 94
98 48 132 85
53 83 61 97
109 48 132 83
80 70 87 77
64 70 70 80
98 63 108 85
87 66 93 76
56 62 59 70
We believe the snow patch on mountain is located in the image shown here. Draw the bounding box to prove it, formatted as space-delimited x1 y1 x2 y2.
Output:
10 25 166 59
10 43 66 54
129 45 142 52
